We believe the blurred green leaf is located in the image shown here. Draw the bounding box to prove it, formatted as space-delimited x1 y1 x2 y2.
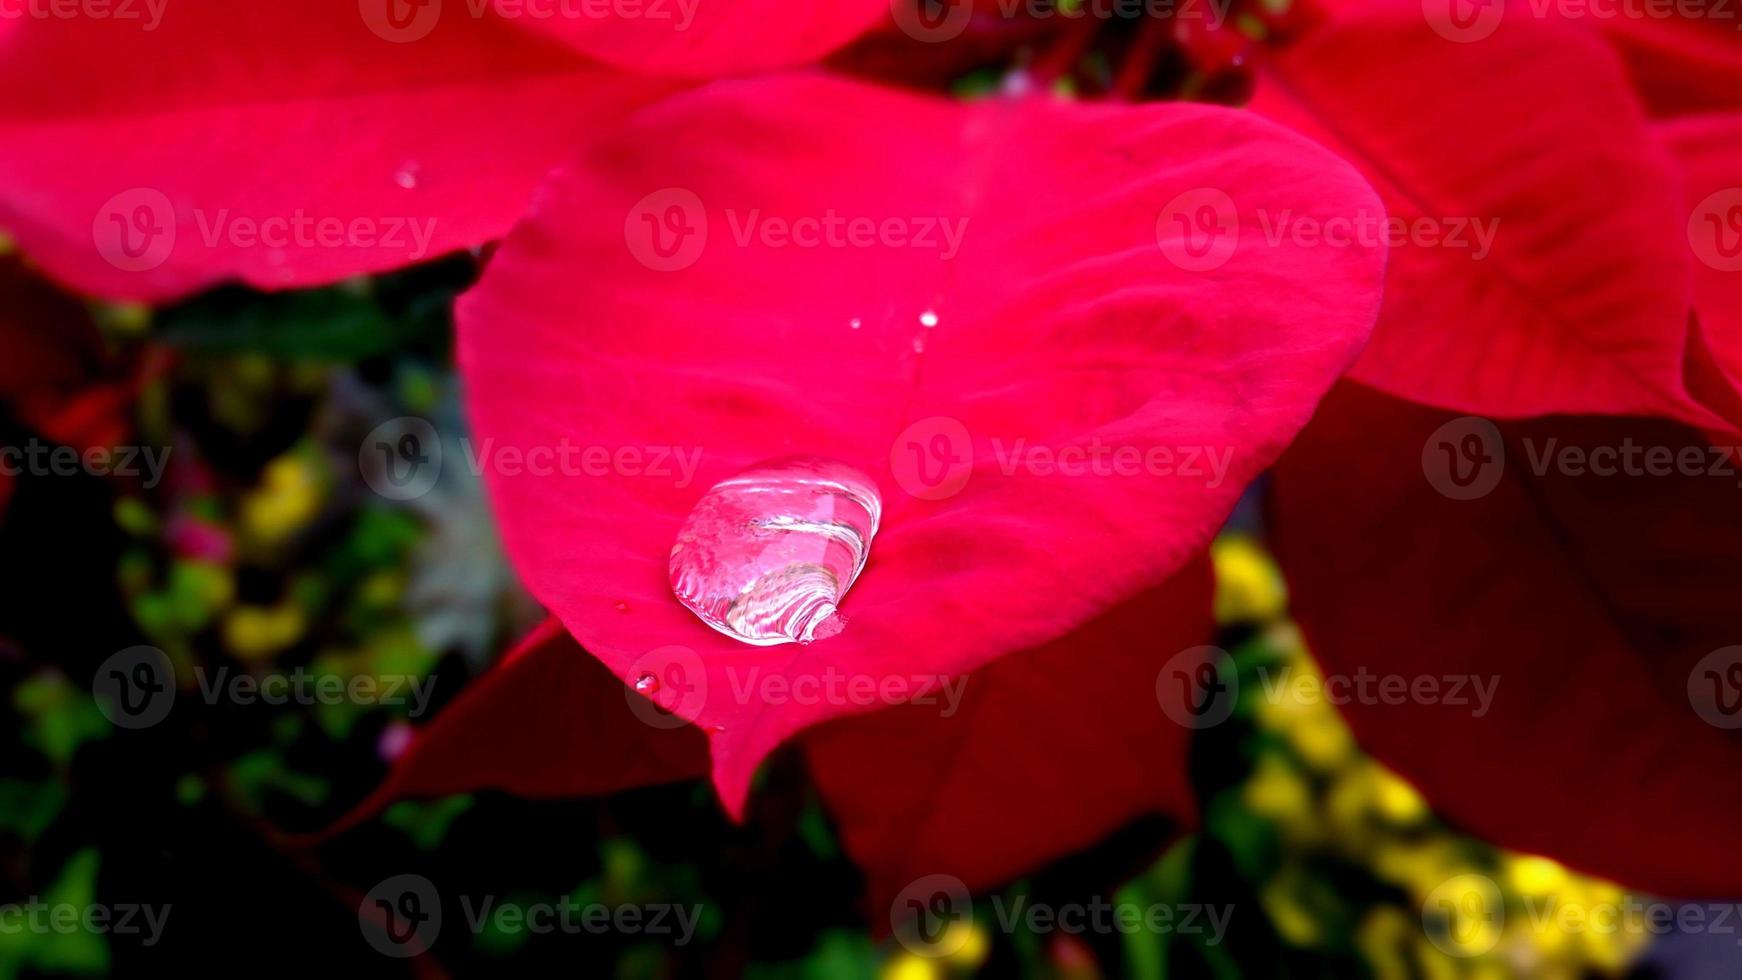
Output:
15 674 110 766
155 287 424 361
383 795 474 851
0 849 110 979
0 779 66 842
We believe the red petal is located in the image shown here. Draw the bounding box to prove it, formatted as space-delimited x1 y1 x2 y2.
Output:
0 0 669 301
0 259 103 398
1271 382 1742 896
506 0 890 77
805 558 1214 907
0 259 135 452
331 617 708 834
1602 14 1742 116
1660 114 1742 414
1251 9 1728 428
457 73 1385 815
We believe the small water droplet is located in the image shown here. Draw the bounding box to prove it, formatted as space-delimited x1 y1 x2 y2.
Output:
615 600 631 613
919 310 939 328
395 161 421 190
912 334 927 354
848 317 862 330
705 724 726 734
669 456 880 646
634 672 659 694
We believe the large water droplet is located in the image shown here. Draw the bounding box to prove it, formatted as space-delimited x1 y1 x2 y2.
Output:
669 456 880 646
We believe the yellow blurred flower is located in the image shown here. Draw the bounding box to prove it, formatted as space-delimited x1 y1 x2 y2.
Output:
1261 869 1324 947
242 452 326 546
882 953 941 980
94 302 152 336
222 604 307 661
1212 535 1289 624
1371 768 1428 825
1356 907 1412 980
941 919 989 971
1506 855 1569 898
1244 756 1311 821
1287 705 1355 772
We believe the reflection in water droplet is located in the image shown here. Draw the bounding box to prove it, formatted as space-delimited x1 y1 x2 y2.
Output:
849 318 862 330
919 310 939 328
669 456 880 646
395 162 421 190
634 673 659 694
